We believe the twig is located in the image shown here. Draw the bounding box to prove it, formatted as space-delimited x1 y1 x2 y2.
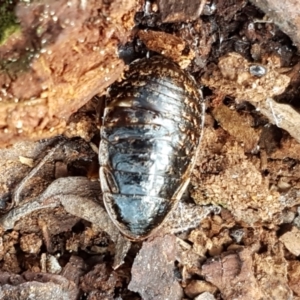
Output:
13 140 65 206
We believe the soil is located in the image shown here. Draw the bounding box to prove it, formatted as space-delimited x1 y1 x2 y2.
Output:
1 0 300 299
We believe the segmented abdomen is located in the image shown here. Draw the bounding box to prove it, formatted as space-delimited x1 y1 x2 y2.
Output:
99 56 204 241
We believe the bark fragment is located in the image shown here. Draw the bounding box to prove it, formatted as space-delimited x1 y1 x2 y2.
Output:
157 0 206 23
0 0 138 146
202 248 264 300
128 234 183 300
249 0 300 50
0 272 79 300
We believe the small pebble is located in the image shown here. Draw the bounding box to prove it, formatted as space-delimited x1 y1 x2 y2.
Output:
293 216 300 229
249 65 267 77
281 210 295 224
194 292 216 300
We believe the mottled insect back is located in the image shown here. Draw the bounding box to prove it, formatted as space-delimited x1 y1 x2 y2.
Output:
99 56 205 241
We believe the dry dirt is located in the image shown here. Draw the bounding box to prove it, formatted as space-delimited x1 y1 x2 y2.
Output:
1 0 300 299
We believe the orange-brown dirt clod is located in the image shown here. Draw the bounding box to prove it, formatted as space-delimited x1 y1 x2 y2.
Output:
138 30 195 68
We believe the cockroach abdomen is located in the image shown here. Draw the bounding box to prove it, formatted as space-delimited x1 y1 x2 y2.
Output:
99 56 205 241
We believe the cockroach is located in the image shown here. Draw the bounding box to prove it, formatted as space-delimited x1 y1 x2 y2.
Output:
99 56 205 241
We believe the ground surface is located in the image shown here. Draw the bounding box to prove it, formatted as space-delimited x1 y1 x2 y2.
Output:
1 0 300 299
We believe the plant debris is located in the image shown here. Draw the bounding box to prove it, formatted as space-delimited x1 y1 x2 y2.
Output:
128 235 183 300
1 0 300 299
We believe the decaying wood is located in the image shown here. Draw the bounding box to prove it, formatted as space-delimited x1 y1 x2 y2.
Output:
0 0 138 146
1 0 300 299
249 0 300 50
